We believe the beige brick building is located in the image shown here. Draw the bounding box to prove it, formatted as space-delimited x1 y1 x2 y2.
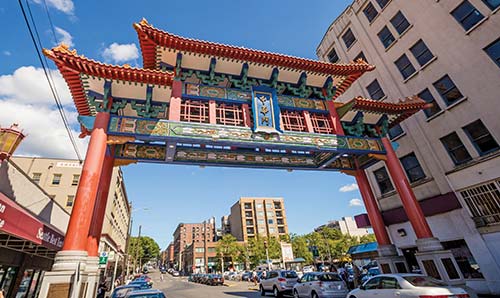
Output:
11 156 131 258
317 0 500 294
228 197 289 242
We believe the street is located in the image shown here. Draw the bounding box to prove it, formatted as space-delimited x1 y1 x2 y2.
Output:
150 272 269 298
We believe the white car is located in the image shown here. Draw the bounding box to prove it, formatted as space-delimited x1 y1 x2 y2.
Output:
347 274 470 298
302 265 315 273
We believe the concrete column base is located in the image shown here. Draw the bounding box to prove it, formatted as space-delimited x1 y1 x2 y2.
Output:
376 244 409 274
38 251 89 298
85 256 100 298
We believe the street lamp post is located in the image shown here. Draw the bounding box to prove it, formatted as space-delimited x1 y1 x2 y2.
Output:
0 124 25 161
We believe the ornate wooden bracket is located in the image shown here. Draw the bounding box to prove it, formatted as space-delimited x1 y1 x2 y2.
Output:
114 158 138 167
107 135 136 145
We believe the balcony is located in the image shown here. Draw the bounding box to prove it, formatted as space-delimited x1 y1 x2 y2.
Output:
244 203 252 210
275 211 283 218
245 211 253 218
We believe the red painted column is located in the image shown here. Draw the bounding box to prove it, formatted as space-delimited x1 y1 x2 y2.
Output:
62 112 110 251
242 104 252 127
169 80 182 121
326 101 343 134
355 169 391 245
86 154 115 257
381 137 434 239
302 111 314 133
209 100 217 124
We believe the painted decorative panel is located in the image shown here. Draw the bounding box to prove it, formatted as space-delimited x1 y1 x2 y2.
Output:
117 143 166 160
251 86 282 134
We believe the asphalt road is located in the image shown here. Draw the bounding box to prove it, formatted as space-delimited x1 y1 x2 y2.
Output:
152 272 266 298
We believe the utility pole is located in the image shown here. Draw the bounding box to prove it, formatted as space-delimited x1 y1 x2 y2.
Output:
133 225 141 273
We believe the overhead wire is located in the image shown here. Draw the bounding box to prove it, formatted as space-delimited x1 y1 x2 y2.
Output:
18 0 83 162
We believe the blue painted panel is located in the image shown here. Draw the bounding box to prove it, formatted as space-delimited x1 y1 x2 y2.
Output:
251 86 282 134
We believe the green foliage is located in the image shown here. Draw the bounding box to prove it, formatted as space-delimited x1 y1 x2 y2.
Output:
216 234 241 266
247 236 281 267
129 236 160 262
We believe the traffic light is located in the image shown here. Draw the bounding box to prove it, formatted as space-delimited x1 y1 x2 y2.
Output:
308 246 319 257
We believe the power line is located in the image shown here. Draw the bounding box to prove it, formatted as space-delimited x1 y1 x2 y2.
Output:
18 0 83 162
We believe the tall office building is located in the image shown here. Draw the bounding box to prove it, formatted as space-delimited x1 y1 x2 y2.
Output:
316 0 499 294
228 197 289 242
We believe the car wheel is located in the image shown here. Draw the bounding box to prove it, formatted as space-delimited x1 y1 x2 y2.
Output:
349 296 357 298
293 290 300 298
311 292 318 298
260 285 266 296
273 286 282 297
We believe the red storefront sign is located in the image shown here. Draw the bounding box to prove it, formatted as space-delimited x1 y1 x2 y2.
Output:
0 192 44 245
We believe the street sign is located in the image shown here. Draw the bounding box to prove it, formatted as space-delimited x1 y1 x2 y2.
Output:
281 242 294 262
99 251 108 265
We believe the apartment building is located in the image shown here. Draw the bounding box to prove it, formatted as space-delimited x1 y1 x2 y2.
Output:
11 156 131 258
227 197 289 242
182 242 218 274
315 216 370 237
172 221 216 271
317 0 499 294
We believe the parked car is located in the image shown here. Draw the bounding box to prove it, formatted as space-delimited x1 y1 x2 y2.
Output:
348 274 470 298
171 271 180 277
293 272 348 298
111 285 143 298
124 289 166 298
260 270 299 297
241 271 252 281
360 267 380 283
207 274 224 286
128 279 152 289
302 266 315 273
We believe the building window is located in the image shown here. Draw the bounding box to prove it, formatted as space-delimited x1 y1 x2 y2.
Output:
268 219 274 225
390 11 410 34
374 167 394 194
342 28 356 49
440 132 472 165
269 227 275 233
366 79 385 100
378 26 395 48
51 174 62 185
451 1 485 31
244 203 252 209
460 180 500 227
363 2 378 22
216 103 244 126
71 174 80 186
281 110 306 132
482 0 500 9
388 124 404 139
418 88 442 118
433 75 464 106
32 173 41 184
375 0 389 9
395 54 416 79
410 40 434 66
354 51 367 63
327 47 339 63
400 153 426 182
310 113 334 134
66 195 74 207
463 120 499 155
442 239 484 279
484 37 500 68
180 99 209 123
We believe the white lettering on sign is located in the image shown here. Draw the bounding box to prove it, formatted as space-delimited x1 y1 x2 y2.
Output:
39 228 64 248
0 219 4 228
0 202 6 229
0 202 5 213
56 162 82 168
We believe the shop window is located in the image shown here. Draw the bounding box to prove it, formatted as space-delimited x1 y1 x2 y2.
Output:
395 262 407 273
482 0 500 9
378 26 395 49
366 79 385 100
400 153 426 182
310 113 334 134
14 269 35 298
374 167 394 194
440 132 472 165
390 11 410 34
380 263 391 274
180 100 209 123
422 260 441 280
451 1 485 31
484 37 500 68
0 266 18 297
441 258 460 279
32 173 41 184
327 47 339 63
442 239 484 279
418 88 442 118
342 28 356 49
66 195 75 207
51 174 62 185
460 181 500 227
463 120 499 155
281 111 306 132
395 54 416 79
433 75 464 106
363 2 379 22
376 0 389 9
388 124 404 139
410 40 434 66
71 174 80 186
216 103 244 126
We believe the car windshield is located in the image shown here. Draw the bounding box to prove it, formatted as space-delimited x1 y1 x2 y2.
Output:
281 271 298 278
403 276 446 287
368 268 380 275
113 288 134 297
318 273 342 282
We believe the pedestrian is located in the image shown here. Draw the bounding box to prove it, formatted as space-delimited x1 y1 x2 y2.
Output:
96 282 107 298
160 270 165 281
262 270 267 280
252 270 257 286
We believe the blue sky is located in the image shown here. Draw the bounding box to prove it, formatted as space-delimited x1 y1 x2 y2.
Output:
0 0 367 249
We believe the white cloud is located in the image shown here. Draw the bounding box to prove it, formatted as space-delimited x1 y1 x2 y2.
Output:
102 43 139 63
339 183 359 192
54 27 74 47
34 0 74 15
349 198 363 207
3 51 11 56
0 66 72 106
0 66 87 159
